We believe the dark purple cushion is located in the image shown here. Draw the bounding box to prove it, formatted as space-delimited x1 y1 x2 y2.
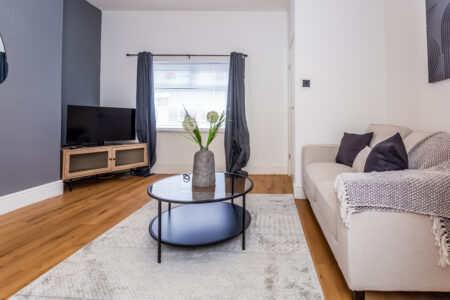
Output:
336 132 374 167
364 133 408 172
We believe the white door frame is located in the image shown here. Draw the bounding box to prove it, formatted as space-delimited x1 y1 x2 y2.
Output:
287 41 295 178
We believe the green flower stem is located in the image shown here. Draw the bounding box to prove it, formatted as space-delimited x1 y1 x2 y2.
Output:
182 108 225 149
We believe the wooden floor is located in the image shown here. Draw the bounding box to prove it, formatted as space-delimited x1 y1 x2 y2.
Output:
0 174 448 299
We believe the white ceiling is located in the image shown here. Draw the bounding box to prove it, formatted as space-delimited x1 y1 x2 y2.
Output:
86 0 288 11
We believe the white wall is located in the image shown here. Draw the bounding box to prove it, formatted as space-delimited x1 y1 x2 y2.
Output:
385 0 450 132
293 0 387 197
100 11 288 174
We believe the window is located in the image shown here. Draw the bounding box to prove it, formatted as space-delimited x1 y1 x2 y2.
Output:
154 61 229 129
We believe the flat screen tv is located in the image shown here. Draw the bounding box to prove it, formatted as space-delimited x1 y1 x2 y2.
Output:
66 105 136 146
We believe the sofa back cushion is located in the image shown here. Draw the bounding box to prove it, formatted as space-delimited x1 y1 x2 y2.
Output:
403 131 433 152
352 146 372 172
366 124 412 147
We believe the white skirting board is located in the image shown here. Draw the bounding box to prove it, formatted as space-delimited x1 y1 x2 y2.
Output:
0 180 63 215
152 163 288 175
294 185 305 199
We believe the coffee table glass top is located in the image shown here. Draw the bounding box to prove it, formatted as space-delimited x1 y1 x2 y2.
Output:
147 173 253 203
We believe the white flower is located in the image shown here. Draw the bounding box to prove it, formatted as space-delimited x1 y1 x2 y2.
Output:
206 111 219 123
183 117 197 132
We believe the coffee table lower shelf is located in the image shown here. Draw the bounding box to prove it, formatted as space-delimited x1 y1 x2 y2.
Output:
149 202 251 247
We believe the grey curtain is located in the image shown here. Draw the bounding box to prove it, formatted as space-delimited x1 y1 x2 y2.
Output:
225 52 250 176
133 52 156 177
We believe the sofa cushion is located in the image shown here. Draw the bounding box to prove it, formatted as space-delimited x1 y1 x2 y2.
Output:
352 146 371 172
364 133 408 172
304 162 353 201
366 124 412 147
316 180 339 240
403 131 433 152
336 132 373 167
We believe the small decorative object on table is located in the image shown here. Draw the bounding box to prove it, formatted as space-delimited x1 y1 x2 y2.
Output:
182 108 225 187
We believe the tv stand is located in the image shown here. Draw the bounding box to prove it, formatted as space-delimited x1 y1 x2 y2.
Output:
61 143 148 191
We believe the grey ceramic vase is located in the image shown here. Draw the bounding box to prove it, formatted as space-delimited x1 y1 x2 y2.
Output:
192 148 216 187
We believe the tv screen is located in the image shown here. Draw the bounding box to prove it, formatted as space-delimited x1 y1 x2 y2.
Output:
66 105 136 145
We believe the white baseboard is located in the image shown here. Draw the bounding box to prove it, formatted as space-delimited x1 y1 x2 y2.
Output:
152 163 288 175
294 185 305 199
0 180 64 215
243 164 288 175
152 164 224 174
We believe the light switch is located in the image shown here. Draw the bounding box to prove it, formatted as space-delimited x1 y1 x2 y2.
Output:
302 80 310 87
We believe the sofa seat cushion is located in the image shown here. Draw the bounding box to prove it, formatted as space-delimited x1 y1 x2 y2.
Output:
304 162 353 200
316 180 340 240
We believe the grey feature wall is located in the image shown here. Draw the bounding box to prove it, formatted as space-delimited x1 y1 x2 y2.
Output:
0 0 64 196
61 0 102 145
0 0 102 197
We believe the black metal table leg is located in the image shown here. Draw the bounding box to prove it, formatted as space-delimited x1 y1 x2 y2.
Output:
158 200 162 263
242 194 246 250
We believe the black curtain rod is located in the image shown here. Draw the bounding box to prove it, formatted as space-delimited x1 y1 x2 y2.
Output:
126 53 247 58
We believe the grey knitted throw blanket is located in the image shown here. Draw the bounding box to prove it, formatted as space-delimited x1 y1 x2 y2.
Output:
334 132 450 267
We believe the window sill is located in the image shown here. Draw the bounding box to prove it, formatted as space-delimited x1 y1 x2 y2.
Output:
157 128 225 133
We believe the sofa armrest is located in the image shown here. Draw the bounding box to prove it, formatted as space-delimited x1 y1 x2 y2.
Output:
302 144 340 166
301 144 340 197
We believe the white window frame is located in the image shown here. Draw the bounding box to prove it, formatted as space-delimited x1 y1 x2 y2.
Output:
153 59 229 132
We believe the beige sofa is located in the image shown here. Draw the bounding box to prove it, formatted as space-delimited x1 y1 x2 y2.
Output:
302 124 450 300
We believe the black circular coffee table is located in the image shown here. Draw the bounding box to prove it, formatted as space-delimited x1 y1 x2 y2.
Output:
147 172 253 263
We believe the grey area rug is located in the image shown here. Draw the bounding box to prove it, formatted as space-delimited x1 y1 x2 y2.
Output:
12 194 324 300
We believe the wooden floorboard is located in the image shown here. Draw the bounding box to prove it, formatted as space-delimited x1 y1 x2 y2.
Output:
0 174 447 299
